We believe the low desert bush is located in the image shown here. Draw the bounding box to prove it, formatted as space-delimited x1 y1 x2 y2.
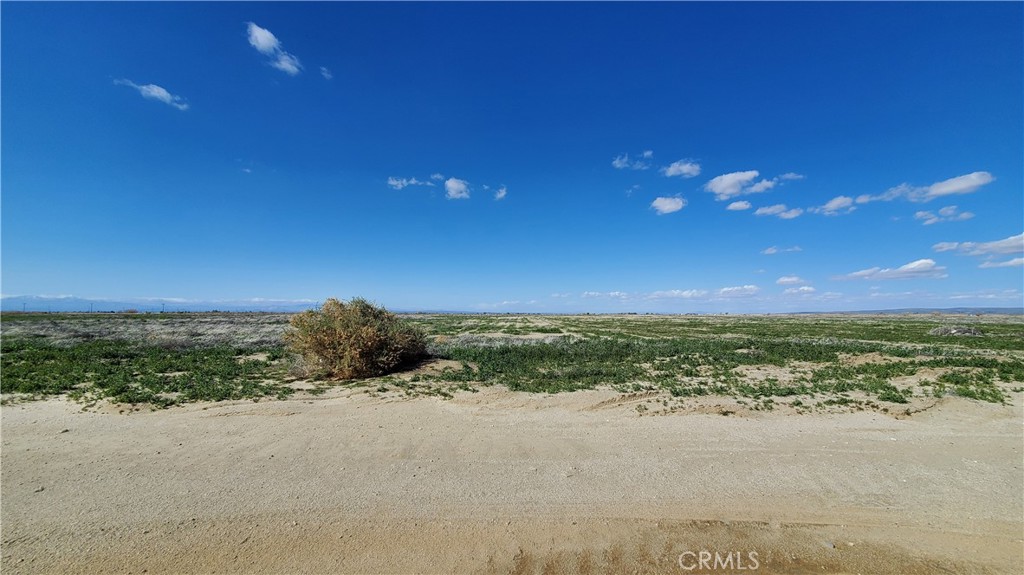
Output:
285 298 427 380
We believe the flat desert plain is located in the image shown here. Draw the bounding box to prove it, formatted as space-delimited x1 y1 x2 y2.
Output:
2 313 1022 574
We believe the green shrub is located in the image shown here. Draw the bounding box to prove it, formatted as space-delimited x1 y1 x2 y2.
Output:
285 298 427 380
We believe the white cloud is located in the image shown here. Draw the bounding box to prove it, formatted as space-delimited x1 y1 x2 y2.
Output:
430 173 444 180
783 286 817 295
704 170 803 201
762 245 802 255
612 151 652 170
647 289 708 299
651 196 687 215
716 285 760 298
726 201 751 211
755 204 802 219
747 179 777 194
494 186 508 200
704 170 760 200
246 22 279 54
836 259 948 280
811 195 855 216
776 276 806 285
979 258 1024 269
387 176 434 190
932 233 1023 256
246 22 302 76
444 178 470 200
550 292 572 298
113 79 189 110
857 171 995 204
913 205 974 225
320 67 333 80
582 291 629 299
661 160 701 178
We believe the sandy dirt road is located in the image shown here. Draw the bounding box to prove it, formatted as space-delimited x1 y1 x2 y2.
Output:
2 388 1022 574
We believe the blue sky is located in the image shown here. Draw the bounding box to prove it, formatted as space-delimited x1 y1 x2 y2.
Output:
2 2 1022 313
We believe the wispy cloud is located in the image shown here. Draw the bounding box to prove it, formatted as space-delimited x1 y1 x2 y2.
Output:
716 285 760 298
978 258 1024 269
933 233 1023 256
647 289 708 299
754 204 803 219
836 258 948 280
494 186 508 200
783 286 817 295
810 195 855 216
581 291 629 299
445 178 470 200
430 173 444 181
726 201 751 211
387 176 435 190
246 22 302 76
661 159 701 178
776 276 806 285
779 173 805 181
650 196 686 215
113 79 189 110
612 150 653 170
320 67 333 80
856 171 995 204
913 205 974 225
762 245 802 255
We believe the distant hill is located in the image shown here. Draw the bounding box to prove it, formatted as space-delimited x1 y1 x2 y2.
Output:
0 295 318 314
1 295 1021 316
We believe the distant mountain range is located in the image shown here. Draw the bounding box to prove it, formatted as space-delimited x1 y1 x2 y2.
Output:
0 295 319 313
1 295 1021 315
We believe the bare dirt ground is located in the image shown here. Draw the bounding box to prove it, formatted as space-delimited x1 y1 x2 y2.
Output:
2 386 1021 574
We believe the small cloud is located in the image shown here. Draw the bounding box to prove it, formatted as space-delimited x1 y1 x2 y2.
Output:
857 171 995 204
625 184 641 197
647 289 708 299
726 201 752 211
320 66 333 80
746 179 777 194
612 151 652 170
445 177 470 200
811 195 856 216
387 176 434 190
783 286 817 295
979 258 1024 269
661 160 701 178
704 170 760 201
651 196 687 215
494 186 508 201
581 291 629 299
430 173 444 180
114 79 188 110
704 170 802 201
836 258 948 280
762 245 802 255
754 204 802 219
246 22 302 76
776 276 806 285
550 292 572 298
913 205 974 225
932 233 1023 256
716 285 760 298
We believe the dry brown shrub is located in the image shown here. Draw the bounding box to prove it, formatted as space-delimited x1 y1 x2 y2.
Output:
284 298 427 380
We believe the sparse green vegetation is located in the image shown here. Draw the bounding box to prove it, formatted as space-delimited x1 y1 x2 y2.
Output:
2 311 1021 410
